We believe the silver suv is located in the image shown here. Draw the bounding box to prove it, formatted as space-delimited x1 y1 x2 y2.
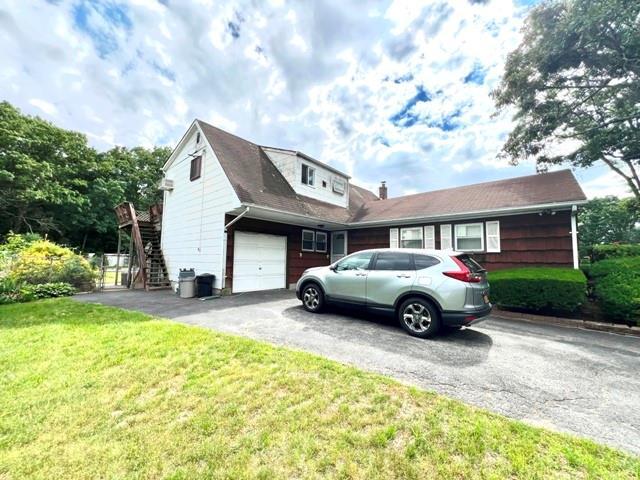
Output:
295 248 491 338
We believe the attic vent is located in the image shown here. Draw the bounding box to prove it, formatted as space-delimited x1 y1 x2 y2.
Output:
196 132 201 144
332 178 346 195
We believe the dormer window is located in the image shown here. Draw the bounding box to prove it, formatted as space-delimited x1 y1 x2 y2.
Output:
301 164 315 186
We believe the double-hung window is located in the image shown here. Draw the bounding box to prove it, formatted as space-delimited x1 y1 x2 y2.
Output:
454 223 484 251
400 227 423 248
301 164 315 186
315 232 327 252
302 230 315 252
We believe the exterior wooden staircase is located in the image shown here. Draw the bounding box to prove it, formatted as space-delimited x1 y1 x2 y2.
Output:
114 202 170 290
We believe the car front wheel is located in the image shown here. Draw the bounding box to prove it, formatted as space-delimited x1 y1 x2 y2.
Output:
302 283 324 313
398 297 441 338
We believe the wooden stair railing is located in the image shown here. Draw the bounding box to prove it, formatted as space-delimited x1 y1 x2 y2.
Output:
114 202 170 290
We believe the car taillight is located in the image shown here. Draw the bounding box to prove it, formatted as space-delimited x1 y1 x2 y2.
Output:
443 256 482 283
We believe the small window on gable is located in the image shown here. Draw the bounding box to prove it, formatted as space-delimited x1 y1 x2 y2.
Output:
196 132 201 144
302 230 315 252
190 155 202 181
315 232 327 252
301 164 315 186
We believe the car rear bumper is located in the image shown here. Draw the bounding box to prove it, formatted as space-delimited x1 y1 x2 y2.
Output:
442 304 492 327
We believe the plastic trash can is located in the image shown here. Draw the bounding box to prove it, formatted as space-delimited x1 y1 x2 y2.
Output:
196 273 215 297
178 269 196 298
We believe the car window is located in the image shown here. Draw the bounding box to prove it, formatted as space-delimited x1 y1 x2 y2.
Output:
373 252 413 271
414 254 440 270
456 254 485 272
335 252 374 271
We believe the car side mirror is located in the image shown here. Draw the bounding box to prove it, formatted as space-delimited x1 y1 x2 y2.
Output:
329 265 337 272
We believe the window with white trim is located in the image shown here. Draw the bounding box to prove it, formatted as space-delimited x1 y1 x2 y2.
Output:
302 230 315 252
440 224 452 250
400 227 423 248
315 232 327 252
301 164 315 186
454 223 484 252
389 228 399 248
424 225 435 249
486 221 501 253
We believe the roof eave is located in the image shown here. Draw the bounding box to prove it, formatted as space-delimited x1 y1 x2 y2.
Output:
346 200 588 228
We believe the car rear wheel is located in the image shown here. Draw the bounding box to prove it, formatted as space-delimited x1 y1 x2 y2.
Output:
398 297 441 338
302 283 324 313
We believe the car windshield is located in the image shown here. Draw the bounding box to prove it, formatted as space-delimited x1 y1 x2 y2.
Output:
456 254 485 272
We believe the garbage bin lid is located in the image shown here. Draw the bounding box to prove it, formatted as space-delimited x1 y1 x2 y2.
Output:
196 273 214 278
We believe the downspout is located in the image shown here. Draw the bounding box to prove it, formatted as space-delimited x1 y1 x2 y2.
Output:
221 207 251 290
570 205 579 269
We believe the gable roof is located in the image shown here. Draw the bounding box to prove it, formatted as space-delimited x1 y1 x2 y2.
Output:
196 119 586 225
197 120 359 222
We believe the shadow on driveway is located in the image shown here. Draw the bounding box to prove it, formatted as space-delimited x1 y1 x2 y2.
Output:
282 304 494 367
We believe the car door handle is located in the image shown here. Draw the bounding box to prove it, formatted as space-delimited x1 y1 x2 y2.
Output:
355 273 367 277
396 274 412 278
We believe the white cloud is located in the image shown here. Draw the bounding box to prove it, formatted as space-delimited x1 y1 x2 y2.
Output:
579 170 631 199
3 0 603 197
28 98 57 116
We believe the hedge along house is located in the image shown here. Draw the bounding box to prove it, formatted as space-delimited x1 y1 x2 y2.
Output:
159 119 587 293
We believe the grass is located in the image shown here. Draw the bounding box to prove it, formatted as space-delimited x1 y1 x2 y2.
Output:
0 300 638 479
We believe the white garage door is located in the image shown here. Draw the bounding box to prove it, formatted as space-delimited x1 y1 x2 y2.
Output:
233 231 287 293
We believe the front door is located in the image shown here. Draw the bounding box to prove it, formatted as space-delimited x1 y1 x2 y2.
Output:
331 231 347 263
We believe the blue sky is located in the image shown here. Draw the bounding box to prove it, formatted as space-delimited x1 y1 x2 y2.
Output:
0 0 627 198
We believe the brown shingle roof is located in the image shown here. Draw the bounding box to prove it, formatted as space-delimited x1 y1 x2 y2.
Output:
349 170 586 223
198 120 586 225
198 120 359 222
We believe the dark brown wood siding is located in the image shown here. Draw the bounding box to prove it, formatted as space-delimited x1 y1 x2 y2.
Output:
346 211 574 271
224 215 331 290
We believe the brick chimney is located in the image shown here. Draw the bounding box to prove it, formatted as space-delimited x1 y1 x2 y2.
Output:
379 181 388 200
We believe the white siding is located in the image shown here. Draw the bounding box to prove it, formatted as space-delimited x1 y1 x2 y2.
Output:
262 148 349 208
161 126 241 289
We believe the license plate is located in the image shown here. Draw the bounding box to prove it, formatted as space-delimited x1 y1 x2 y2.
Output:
483 294 490 304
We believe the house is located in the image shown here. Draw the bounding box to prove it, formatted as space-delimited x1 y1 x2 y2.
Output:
159 119 587 293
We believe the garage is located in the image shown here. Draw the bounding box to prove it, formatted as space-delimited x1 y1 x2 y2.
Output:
232 231 287 293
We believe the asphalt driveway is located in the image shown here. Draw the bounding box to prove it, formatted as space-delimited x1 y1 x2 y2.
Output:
74 289 640 454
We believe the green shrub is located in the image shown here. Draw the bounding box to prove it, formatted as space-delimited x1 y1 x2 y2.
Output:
588 256 640 280
489 267 587 313
594 272 640 324
22 282 76 299
8 240 95 290
0 278 33 305
591 244 640 261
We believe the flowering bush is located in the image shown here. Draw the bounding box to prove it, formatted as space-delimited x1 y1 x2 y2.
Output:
8 240 95 290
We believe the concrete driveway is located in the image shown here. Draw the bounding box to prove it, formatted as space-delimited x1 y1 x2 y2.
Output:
74 289 640 454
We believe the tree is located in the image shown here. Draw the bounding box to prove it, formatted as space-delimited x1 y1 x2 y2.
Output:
0 101 97 236
0 102 170 252
493 0 640 198
578 196 640 253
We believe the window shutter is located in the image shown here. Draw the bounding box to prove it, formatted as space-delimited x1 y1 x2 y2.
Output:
440 224 452 250
424 225 435 249
389 228 399 248
486 221 501 253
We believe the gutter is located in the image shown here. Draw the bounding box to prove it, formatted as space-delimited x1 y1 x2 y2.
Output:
241 200 587 230
225 206 251 231
570 204 579 269
344 200 589 228
222 206 250 290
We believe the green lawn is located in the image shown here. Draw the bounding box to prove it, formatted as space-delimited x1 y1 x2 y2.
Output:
0 300 638 479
